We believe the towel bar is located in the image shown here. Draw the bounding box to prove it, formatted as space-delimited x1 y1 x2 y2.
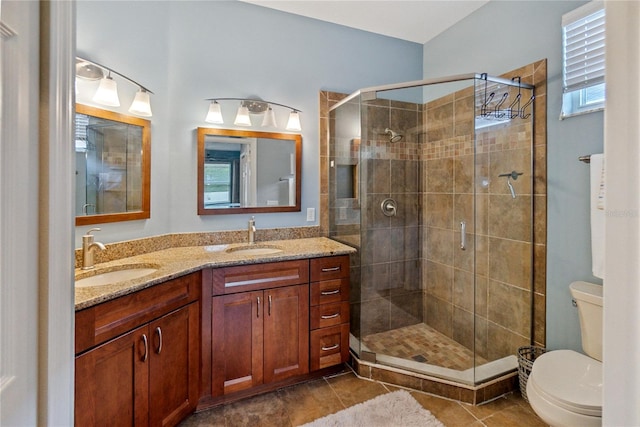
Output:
578 155 591 164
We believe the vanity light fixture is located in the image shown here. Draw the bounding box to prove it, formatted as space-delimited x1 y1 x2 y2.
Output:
128 89 153 117
92 71 120 107
204 97 302 132
234 104 252 126
205 100 224 124
76 57 154 117
261 106 278 127
286 110 302 132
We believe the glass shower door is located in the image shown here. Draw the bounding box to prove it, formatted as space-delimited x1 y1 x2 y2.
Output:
472 78 535 382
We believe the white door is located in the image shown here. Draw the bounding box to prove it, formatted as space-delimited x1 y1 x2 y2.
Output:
1 1 75 425
0 2 40 425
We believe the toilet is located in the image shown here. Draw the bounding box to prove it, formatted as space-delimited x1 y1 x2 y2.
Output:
527 281 603 427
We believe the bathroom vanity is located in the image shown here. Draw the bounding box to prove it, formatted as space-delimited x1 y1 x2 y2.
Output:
73 237 354 426
75 272 201 426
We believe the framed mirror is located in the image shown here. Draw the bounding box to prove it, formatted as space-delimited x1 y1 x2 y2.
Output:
75 104 151 225
197 128 301 215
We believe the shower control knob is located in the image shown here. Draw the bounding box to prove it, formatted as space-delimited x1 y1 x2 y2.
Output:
381 198 397 217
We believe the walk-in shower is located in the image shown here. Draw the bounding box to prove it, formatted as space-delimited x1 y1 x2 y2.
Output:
328 71 538 397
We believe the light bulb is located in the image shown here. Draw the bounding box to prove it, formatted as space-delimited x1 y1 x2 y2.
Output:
286 110 301 131
92 74 120 107
205 100 223 124
234 105 252 126
261 106 277 127
128 89 152 117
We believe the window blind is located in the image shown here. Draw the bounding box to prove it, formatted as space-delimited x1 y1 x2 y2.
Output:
562 2 605 93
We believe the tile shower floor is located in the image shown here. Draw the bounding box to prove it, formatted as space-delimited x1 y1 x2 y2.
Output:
179 369 545 426
361 323 488 370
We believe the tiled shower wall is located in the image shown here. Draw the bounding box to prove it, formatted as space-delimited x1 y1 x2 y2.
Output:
357 99 425 338
320 59 547 363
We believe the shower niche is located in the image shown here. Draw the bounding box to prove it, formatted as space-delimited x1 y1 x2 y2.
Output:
326 62 547 403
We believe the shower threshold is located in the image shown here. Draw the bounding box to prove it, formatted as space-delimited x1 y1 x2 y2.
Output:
349 333 519 404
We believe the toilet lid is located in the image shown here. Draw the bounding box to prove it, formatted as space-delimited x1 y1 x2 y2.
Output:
529 350 602 417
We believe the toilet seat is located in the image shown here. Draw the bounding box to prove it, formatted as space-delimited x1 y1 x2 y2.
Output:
529 350 602 417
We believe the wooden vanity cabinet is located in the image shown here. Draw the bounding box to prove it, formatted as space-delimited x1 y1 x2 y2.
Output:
199 255 350 409
209 260 309 398
75 272 200 427
309 255 350 371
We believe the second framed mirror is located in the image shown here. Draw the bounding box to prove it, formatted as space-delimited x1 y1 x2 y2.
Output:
197 128 302 215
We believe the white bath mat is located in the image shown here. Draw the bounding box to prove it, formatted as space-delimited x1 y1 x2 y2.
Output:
301 389 445 427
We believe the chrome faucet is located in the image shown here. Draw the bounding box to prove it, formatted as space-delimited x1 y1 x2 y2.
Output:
82 228 106 270
248 216 256 244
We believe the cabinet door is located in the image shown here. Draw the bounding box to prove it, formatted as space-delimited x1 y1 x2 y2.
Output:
75 325 149 427
212 291 264 396
263 284 309 383
148 303 199 427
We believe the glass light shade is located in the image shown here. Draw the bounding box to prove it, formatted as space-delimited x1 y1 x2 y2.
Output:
128 89 152 117
234 105 252 126
286 110 301 131
92 75 120 107
205 101 224 124
261 106 277 127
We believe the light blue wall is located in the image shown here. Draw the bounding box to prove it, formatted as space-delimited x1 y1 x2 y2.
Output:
422 0 604 352
76 2 173 243
75 1 422 246
76 1 586 352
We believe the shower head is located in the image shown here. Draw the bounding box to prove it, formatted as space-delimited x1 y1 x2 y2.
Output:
384 128 403 143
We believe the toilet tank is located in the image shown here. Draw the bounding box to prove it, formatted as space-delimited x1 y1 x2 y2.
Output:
570 281 603 361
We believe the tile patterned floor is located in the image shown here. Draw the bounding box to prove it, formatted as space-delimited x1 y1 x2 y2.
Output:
179 369 546 427
361 323 488 370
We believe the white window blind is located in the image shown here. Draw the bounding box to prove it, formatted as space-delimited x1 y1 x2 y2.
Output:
562 2 605 93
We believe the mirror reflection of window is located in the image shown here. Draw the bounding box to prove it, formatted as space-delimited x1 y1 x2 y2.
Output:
204 148 241 207
197 128 301 215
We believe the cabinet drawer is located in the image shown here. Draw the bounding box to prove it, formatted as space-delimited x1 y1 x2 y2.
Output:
310 324 349 371
310 301 349 330
310 278 349 306
75 272 201 354
212 259 309 295
310 256 349 282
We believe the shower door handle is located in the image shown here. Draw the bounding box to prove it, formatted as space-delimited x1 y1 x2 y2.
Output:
460 221 466 251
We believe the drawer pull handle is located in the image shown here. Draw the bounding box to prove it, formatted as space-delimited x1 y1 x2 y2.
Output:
141 334 148 362
321 266 341 272
321 289 340 296
268 294 272 316
321 343 339 351
257 296 260 318
321 313 340 319
155 327 163 354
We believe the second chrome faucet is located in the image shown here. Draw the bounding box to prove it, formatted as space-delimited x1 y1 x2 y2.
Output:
248 216 256 244
82 228 106 270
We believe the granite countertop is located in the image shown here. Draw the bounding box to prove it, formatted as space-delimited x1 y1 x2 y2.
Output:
74 237 356 311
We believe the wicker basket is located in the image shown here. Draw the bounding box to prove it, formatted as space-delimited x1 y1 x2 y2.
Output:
517 346 547 403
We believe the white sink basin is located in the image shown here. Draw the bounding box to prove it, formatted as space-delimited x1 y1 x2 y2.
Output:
76 265 158 287
225 245 283 256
